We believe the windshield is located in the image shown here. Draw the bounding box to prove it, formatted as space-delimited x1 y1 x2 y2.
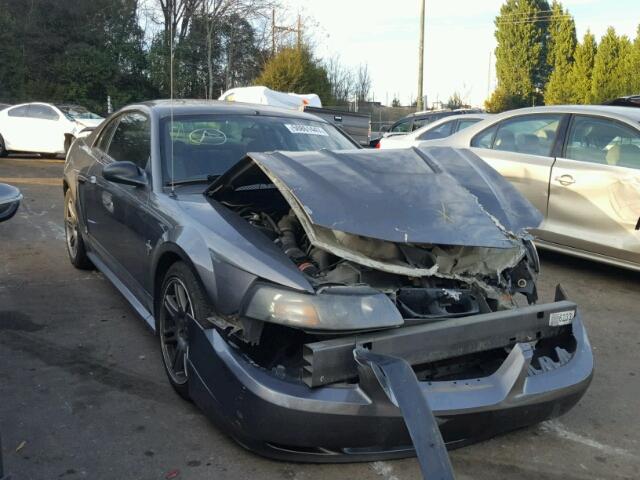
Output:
160 114 358 183
57 105 103 120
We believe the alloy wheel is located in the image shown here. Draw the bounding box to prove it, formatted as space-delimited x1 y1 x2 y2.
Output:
160 277 195 385
64 196 79 259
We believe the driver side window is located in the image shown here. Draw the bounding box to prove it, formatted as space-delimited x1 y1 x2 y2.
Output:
107 113 150 169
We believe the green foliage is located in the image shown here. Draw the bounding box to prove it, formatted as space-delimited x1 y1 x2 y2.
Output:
591 27 632 104
566 31 597 103
255 47 331 104
445 92 467 110
543 1 577 104
487 0 551 112
0 0 156 112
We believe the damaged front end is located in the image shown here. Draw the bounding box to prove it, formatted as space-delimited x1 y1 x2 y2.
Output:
188 147 592 478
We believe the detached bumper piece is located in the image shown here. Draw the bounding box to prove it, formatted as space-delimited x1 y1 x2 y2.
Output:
186 286 593 477
354 348 455 480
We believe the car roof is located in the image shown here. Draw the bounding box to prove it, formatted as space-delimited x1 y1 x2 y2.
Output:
130 99 327 122
495 104 640 122
398 114 490 140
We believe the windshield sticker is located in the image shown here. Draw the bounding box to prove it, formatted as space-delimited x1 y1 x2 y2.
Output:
284 124 329 136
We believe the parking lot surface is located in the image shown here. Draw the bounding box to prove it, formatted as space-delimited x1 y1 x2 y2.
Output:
1 156 639 480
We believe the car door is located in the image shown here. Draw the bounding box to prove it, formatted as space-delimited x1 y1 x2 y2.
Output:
26 104 68 153
84 111 154 299
469 113 566 219
545 114 640 264
1 105 31 151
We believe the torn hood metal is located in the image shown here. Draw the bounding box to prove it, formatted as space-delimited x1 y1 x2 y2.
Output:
209 146 542 249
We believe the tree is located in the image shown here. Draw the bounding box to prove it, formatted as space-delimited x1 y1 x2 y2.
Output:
354 64 371 102
591 27 630 103
486 0 550 112
255 46 331 103
566 31 597 103
391 97 401 107
0 0 156 112
325 55 354 105
623 25 640 94
445 92 467 110
543 1 576 104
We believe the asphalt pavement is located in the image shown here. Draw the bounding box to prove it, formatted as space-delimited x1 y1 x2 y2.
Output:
1 156 639 480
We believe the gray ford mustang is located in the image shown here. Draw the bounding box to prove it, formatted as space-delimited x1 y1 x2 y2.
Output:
63 100 593 478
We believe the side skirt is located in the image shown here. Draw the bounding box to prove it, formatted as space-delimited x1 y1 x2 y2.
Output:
87 251 155 331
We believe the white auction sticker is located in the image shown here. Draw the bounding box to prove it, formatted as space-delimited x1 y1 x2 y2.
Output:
285 124 329 136
549 310 575 326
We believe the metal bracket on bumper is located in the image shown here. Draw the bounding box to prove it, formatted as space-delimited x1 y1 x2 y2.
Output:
355 348 455 480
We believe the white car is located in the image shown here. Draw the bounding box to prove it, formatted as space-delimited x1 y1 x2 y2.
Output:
377 114 490 149
0 102 103 158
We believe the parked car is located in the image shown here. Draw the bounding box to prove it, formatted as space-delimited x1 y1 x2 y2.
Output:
63 100 592 479
604 95 640 107
0 182 21 480
377 113 490 149
423 105 640 271
0 102 101 158
0 183 21 223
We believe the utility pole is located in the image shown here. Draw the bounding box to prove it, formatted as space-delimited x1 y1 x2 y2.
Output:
416 0 425 111
271 9 276 54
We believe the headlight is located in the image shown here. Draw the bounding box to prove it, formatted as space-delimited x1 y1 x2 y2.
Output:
242 283 403 331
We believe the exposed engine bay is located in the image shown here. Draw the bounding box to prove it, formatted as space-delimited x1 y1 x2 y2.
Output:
205 147 548 388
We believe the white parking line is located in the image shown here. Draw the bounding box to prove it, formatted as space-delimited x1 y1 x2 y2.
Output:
540 420 636 459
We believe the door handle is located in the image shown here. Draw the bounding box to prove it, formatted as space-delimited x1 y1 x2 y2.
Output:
89 175 96 184
554 174 575 186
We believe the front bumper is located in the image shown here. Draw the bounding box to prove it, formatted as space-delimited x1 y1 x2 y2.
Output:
187 310 593 463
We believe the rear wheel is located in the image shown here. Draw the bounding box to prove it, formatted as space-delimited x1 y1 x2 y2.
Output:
64 190 93 269
0 135 8 157
158 262 215 400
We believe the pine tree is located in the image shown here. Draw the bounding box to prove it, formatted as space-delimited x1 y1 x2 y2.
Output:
566 31 597 103
486 0 551 112
623 25 640 94
591 27 629 103
543 1 577 104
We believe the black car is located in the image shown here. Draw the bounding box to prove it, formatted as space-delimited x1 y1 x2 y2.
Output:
63 100 592 479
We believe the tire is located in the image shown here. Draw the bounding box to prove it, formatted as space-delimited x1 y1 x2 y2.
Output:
158 262 215 400
41 153 59 159
0 135 8 157
64 189 93 270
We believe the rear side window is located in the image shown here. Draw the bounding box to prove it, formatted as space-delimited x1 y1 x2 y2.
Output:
457 118 481 131
108 112 150 168
566 115 640 169
28 104 59 121
412 118 430 131
417 120 454 140
471 124 498 149
487 115 562 156
8 106 28 117
391 119 411 133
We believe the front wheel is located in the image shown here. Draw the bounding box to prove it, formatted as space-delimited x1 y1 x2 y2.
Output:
158 262 215 400
64 190 93 269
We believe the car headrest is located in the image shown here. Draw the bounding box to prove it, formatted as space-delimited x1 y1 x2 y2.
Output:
494 130 515 150
606 143 640 167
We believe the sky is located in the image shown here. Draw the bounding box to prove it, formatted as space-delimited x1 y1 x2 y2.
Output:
281 0 639 107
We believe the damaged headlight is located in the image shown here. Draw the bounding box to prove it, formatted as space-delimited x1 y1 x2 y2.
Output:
242 284 404 331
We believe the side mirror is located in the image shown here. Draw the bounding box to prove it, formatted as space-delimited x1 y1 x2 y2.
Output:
0 183 22 223
103 161 147 187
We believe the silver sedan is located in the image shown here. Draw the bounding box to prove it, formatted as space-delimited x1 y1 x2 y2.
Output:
424 105 640 272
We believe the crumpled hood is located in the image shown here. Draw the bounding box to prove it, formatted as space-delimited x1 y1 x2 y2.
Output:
211 146 541 249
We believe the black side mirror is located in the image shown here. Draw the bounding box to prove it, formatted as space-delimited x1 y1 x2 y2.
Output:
103 161 147 187
0 183 22 223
